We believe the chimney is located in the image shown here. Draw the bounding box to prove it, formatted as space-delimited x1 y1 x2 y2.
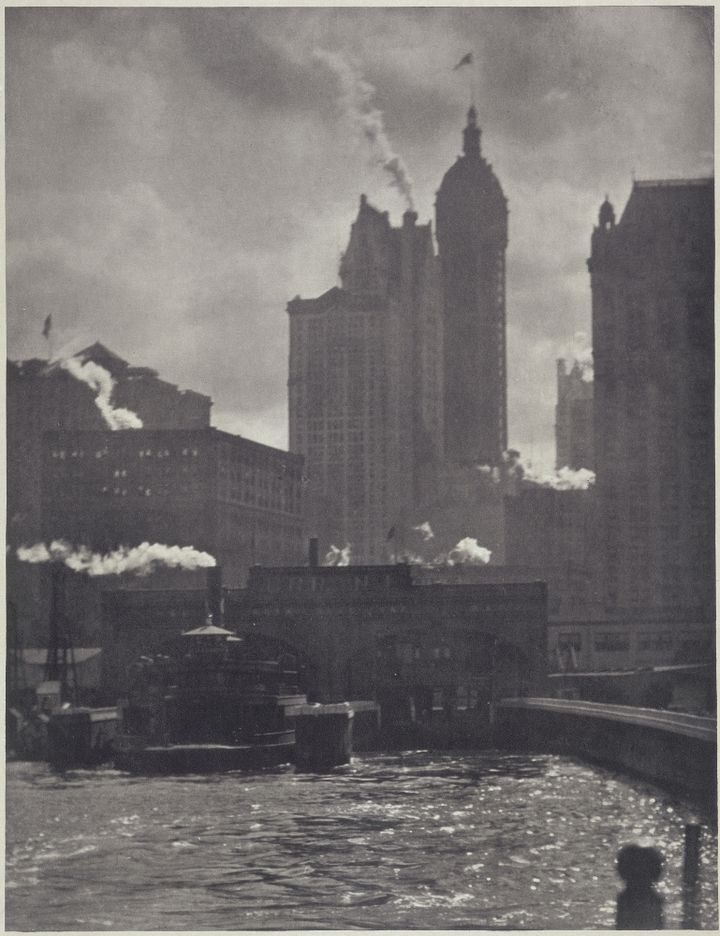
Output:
403 209 418 227
206 566 223 625
309 537 319 569
46 563 67 682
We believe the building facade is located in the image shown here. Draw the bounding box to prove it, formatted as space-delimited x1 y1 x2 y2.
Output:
7 343 212 642
101 561 548 721
504 484 598 620
555 359 594 471
435 106 508 467
288 198 443 562
42 427 305 586
588 179 714 619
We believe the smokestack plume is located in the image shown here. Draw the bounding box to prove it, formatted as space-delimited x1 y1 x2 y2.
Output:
206 566 224 624
314 49 415 210
433 538 492 567
309 537 319 569
16 541 216 577
324 543 351 567
478 451 595 491
412 521 435 542
60 357 143 430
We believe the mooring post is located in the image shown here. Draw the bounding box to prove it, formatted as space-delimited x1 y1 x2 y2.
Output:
681 823 702 929
615 842 664 930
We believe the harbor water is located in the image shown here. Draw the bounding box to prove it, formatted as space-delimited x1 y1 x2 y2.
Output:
6 751 718 931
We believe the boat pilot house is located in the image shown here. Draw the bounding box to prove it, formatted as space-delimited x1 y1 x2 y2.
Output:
102 562 547 738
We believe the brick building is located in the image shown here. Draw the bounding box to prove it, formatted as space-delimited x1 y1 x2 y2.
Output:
42 426 304 586
101 561 548 727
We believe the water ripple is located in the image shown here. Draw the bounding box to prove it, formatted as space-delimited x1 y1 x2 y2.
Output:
6 752 717 931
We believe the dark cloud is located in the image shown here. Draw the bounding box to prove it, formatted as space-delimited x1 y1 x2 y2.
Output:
6 7 712 472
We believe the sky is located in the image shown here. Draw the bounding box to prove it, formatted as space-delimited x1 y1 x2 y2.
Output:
6 5 713 472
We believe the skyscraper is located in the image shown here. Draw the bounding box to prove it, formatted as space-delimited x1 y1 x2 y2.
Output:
436 106 509 467
589 179 714 619
287 198 443 562
289 108 511 563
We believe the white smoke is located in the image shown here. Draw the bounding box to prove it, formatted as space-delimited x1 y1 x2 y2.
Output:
412 521 435 542
16 540 216 576
558 331 593 382
314 49 414 210
502 450 595 491
324 543 352 567
61 357 143 430
400 552 426 565
445 538 492 566
400 539 491 568
524 465 596 491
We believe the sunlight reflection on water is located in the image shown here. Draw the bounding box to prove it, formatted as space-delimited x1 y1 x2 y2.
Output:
6 751 718 931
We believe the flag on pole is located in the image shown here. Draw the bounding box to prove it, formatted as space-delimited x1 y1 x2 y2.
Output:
453 52 473 70
42 314 52 339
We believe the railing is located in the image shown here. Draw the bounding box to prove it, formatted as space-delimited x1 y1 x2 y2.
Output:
497 697 716 742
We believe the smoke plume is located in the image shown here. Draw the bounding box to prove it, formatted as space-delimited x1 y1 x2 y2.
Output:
558 331 593 382
314 49 415 210
61 357 143 430
501 450 595 491
412 521 435 542
445 538 492 566
16 540 216 576
324 543 352 567
525 466 596 490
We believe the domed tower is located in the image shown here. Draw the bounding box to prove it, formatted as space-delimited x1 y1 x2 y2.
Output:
435 106 508 466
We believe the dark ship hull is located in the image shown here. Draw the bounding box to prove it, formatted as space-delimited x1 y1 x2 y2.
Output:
47 706 121 769
112 730 296 775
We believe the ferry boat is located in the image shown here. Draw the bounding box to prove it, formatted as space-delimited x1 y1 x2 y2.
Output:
112 622 307 774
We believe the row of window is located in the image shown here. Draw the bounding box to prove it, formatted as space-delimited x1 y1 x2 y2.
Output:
50 447 201 461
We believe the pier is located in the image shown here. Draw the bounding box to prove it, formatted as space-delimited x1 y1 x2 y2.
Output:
494 697 716 802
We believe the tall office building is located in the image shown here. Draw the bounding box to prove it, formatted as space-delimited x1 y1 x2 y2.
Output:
588 179 714 618
436 106 509 467
288 198 443 562
288 108 511 563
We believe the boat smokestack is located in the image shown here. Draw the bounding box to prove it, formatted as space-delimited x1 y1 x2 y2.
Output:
206 566 223 625
309 537 319 569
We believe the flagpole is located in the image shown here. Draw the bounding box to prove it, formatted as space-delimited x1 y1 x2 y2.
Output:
42 314 54 361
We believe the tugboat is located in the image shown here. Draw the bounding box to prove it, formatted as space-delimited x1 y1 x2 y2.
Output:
112 569 307 774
